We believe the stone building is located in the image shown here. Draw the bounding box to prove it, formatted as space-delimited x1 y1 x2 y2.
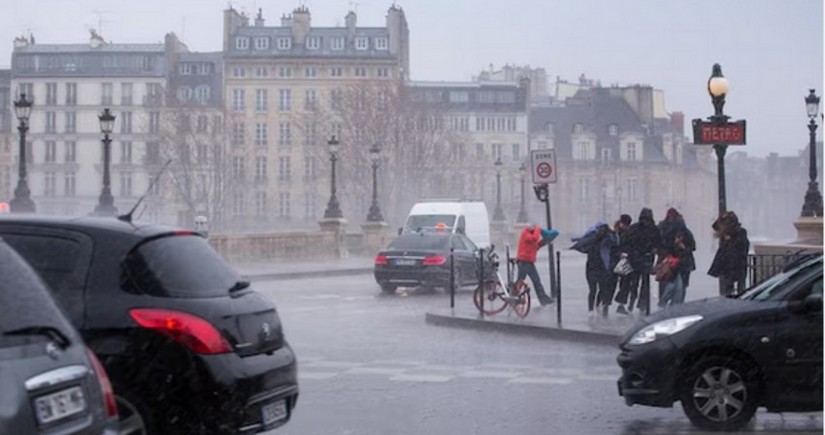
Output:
0 69 11 202
474 64 548 102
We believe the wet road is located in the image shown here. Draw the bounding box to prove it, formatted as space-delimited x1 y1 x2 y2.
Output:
255 274 822 435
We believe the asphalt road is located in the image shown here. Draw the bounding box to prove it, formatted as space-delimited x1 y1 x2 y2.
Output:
255 274 823 435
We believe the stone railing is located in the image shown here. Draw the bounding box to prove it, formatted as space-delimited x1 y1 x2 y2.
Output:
208 230 344 263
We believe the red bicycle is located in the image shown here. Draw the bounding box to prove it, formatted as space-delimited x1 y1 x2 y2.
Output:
472 246 531 318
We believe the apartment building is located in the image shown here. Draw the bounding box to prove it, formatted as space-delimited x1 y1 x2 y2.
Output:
0 70 11 202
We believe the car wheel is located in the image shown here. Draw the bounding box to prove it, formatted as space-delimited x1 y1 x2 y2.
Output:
678 355 760 432
114 388 154 435
380 284 397 294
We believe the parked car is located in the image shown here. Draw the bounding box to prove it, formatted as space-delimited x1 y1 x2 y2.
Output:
617 254 823 431
0 215 298 435
0 236 118 434
374 231 487 294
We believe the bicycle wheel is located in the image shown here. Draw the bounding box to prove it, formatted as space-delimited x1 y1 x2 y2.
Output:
473 279 507 315
512 280 531 318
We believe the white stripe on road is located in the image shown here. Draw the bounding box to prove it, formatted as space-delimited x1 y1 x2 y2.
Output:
302 361 364 368
459 370 520 379
345 367 408 375
509 377 573 385
390 374 453 383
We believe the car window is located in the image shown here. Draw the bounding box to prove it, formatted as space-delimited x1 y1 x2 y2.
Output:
122 234 240 298
456 216 466 234
388 235 449 251
450 236 466 251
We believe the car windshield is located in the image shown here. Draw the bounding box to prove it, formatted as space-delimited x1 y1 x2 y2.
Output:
739 257 824 302
388 235 449 251
404 215 456 233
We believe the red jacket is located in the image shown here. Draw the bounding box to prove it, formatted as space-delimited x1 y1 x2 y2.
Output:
517 226 542 263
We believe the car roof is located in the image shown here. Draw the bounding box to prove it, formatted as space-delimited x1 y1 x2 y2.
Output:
0 214 188 242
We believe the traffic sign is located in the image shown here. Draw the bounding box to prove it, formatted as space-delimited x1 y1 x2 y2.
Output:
530 149 557 184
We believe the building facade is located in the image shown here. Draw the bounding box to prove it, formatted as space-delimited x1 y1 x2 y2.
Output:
0 69 12 202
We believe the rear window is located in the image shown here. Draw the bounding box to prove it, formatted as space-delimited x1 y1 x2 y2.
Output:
404 215 456 233
388 235 449 251
122 235 240 298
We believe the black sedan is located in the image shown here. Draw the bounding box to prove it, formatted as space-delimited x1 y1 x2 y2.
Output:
374 232 485 294
617 254 823 431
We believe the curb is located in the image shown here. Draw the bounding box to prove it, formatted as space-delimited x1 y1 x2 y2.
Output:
425 312 622 347
241 267 374 281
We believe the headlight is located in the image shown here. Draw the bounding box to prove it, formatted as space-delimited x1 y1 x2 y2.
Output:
628 315 703 345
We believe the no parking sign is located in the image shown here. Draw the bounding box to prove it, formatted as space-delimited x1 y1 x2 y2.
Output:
530 149 557 184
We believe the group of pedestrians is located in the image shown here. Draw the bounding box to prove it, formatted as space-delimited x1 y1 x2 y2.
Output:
571 207 750 318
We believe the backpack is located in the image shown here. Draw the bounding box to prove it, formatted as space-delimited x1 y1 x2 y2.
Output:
655 255 680 282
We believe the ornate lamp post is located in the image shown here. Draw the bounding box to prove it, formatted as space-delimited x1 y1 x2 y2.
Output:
708 64 731 216
366 144 384 222
323 135 343 218
94 108 118 216
492 157 505 221
516 163 528 223
10 93 35 213
801 89 822 217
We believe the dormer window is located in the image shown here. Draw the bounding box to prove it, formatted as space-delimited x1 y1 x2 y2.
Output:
306 36 320 50
608 124 618 136
573 123 584 134
355 37 368 50
375 37 388 50
254 37 269 50
178 63 192 75
331 38 345 50
277 38 291 50
235 37 250 50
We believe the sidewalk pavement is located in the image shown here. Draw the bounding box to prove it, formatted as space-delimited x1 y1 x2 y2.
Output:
233 251 724 346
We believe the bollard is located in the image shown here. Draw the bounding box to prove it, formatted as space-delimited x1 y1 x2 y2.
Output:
478 248 485 317
556 251 562 327
449 248 455 309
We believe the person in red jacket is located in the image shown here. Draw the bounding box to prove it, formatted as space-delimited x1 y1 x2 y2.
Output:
516 224 556 306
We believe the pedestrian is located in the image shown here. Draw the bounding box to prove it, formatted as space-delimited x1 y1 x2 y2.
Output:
614 208 661 315
708 211 750 296
516 224 557 306
657 208 697 300
573 222 618 318
607 214 633 316
657 231 691 307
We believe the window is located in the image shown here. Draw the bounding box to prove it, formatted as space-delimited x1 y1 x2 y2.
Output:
232 89 245 111
44 172 56 196
496 91 516 103
233 193 244 217
121 111 132 133
355 37 368 50
194 86 210 104
232 122 245 146
197 63 211 75
235 37 249 49
305 67 317 78
304 156 316 180
375 37 388 50
232 67 247 78
354 67 367 77
601 148 611 162
279 89 292 111
45 112 56 133
627 177 639 202
279 122 291 146
278 192 290 218
254 37 269 50
330 37 344 50
376 67 389 78
64 112 76 133
232 156 245 180
492 143 502 161
477 91 495 103
197 115 208 133
255 67 268 77
145 142 160 164
279 156 291 181
64 172 76 196
65 141 76 163
18 83 33 100
255 192 267 217
626 142 638 161
177 87 192 103
609 124 618 136
121 83 133 105
476 143 484 159
178 63 192 74
573 141 593 160
119 172 133 197
277 37 291 50
149 112 160 133
255 122 268 146
278 67 292 78
45 141 56 163
46 83 57 105
330 89 342 110
303 123 317 146
449 91 469 103
101 83 113 105
65 83 77 105
330 67 343 77
305 89 317 110
578 177 589 203
304 191 316 218
306 36 320 50
512 143 521 162
197 144 207 164
120 141 132 164
255 156 267 182
255 89 268 112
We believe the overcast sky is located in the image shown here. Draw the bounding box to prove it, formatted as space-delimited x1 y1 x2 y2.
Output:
1 0 822 157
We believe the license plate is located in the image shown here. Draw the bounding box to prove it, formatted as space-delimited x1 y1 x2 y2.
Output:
34 386 87 425
261 400 288 426
394 259 417 266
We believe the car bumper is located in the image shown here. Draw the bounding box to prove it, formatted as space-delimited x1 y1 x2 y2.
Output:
374 266 452 288
616 339 680 408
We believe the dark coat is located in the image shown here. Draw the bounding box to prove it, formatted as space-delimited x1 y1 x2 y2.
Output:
623 220 662 273
659 217 696 273
708 227 750 278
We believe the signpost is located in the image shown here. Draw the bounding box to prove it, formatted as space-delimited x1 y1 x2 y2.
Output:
530 149 559 306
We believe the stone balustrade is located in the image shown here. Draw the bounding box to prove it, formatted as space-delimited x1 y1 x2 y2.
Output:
208 230 344 263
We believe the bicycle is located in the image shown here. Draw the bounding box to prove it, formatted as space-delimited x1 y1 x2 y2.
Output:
472 245 531 318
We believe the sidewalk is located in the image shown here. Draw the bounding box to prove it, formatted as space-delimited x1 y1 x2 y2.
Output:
233 251 724 346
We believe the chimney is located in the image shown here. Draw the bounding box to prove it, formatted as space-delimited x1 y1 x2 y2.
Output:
281 13 293 27
255 8 265 27
671 111 685 139
223 7 249 52
345 11 357 37
292 6 311 42
13 35 29 49
89 29 105 48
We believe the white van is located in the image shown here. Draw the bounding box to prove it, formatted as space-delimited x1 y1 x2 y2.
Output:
401 201 491 248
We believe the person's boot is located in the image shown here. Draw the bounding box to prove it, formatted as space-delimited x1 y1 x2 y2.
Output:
601 303 609 318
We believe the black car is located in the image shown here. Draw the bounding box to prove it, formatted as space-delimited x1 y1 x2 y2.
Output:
617 255 823 431
0 215 298 435
374 232 485 294
0 236 119 434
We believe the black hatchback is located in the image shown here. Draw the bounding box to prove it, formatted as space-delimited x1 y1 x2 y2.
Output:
617 255 823 431
0 215 298 435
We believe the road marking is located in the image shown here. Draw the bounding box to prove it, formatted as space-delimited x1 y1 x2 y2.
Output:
346 367 407 375
459 370 520 379
578 374 619 381
390 374 453 383
509 377 573 385
302 361 364 368
371 359 428 366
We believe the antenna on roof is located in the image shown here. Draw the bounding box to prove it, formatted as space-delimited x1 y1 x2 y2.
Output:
118 159 172 223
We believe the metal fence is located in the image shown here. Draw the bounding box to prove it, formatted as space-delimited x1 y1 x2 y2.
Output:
747 250 822 288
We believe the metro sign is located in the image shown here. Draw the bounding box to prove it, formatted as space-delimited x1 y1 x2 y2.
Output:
692 119 747 145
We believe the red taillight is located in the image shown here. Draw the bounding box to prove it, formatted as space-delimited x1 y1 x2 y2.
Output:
86 348 118 418
375 255 389 265
422 255 447 266
129 309 232 355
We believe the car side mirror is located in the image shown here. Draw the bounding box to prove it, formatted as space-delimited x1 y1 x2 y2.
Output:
789 294 823 314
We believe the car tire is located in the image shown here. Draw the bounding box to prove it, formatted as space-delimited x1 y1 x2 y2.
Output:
380 284 397 294
114 386 155 435
678 355 760 432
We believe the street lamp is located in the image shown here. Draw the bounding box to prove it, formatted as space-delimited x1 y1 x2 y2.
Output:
366 144 384 222
492 157 505 221
708 63 731 216
10 93 35 213
801 89 823 217
516 163 528 223
323 135 343 218
94 108 118 216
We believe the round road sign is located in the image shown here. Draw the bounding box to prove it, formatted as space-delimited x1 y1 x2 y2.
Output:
536 162 553 179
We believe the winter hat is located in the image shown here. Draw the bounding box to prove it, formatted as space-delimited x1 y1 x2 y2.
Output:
619 214 632 226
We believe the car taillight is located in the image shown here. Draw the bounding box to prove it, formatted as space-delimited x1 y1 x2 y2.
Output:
129 309 232 355
375 255 389 265
85 348 118 419
422 255 446 266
